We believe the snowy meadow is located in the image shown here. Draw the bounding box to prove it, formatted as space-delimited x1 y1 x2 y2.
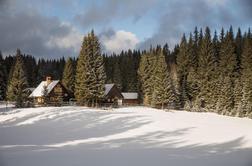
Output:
0 106 252 166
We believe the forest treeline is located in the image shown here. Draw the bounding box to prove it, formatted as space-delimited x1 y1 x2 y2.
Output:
0 26 251 117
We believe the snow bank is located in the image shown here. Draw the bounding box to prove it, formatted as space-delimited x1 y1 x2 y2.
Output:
0 106 252 166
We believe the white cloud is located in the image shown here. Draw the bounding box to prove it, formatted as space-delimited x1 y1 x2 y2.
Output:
46 22 82 55
100 30 139 54
204 0 227 6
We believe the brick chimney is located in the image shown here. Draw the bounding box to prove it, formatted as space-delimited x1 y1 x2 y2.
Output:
46 76 52 86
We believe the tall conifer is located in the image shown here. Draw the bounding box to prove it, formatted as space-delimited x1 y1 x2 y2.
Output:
6 49 28 107
75 31 106 106
0 52 7 100
62 57 75 94
197 27 215 110
153 50 176 109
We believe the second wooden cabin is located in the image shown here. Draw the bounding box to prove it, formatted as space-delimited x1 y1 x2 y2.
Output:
104 84 139 106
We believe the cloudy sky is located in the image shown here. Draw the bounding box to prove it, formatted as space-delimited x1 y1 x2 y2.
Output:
0 0 251 58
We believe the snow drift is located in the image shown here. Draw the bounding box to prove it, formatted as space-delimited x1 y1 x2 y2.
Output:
0 106 252 166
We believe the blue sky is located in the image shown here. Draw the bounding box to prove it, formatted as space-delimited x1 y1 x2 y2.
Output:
0 0 251 58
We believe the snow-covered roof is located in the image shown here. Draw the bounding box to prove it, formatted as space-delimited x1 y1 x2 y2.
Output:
29 80 59 97
105 84 115 95
122 92 138 99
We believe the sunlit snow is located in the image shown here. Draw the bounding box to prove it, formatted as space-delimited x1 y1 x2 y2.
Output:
0 106 252 166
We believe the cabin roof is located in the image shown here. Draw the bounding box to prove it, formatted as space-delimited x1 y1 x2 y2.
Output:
121 92 138 99
105 84 115 96
29 80 59 97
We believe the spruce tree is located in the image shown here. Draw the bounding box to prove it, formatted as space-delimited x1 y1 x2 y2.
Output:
75 30 106 106
0 52 7 100
219 27 236 78
241 30 252 77
138 52 156 105
186 34 199 109
235 28 243 74
217 76 234 115
153 50 176 109
240 30 252 116
62 57 75 94
113 59 122 90
240 78 252 117
6 49 28 107
176 34 189 107
197 27 215 111
163 43 171 64
217 28 237 113
233 78 243 114
176 34 189 77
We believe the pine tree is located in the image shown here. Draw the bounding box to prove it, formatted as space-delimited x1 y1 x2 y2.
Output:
213 30 220 62
75 30 106 106
187 34 198 103
113 59 122 90
235 28 243 74
240 78 252 116
138 52 156 105
217 28 237 113
240 30 252 116
176 34 189 107
163 43 171 64
0 52 7 100
153 50 176 109
233 78 243 114
208 30 221 111
197 27 215 110
219 27 236 78
6 49 28 107
176 34 189 77
193 27 199 48
218 76 234 115
62 57 75 94
241 30 252 77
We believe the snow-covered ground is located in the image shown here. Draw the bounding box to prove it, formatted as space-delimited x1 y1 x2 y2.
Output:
0 106 252 166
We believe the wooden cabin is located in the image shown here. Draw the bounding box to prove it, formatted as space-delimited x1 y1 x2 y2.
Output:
29 76 71 105
122 92 139 105
104 84 123 106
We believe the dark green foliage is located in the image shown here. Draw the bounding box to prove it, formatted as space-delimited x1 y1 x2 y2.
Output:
0 52 7 100
23 55 37 87
62 58 75 94
219 29 236 78
153 50 176 109
1 26 251 118
239 30 252 116
176 34 189 107
138 47 177 109
218 76 234 114
36 57 65 84
75 30 106 106
235 28 243 73
113 59 122 90
103 49 140 92
215 28 237 113
234 78 243 113
240 78 252 116
196 27 216 110
6 49 28 107
138 52 156 105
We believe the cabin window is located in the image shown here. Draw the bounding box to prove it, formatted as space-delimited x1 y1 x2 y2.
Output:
54 85 62 93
